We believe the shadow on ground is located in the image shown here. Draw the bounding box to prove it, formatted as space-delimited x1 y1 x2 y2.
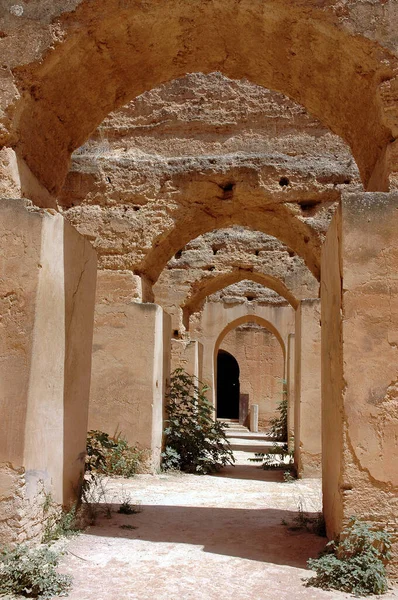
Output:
85 503 326 569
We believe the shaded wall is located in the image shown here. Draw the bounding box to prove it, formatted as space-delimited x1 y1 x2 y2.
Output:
294 299 322 478
89 270 171 470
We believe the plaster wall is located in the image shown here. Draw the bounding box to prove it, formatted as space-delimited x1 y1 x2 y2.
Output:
294 300 322 478
88 271 171 470
0 199 96 543
220 325 284 430
171 339 204 382
322 192 398 571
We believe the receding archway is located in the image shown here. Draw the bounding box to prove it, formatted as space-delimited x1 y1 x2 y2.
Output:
216 350 240 420
139 203 324 285
214 315 287 433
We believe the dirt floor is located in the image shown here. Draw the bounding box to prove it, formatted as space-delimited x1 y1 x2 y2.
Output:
57 447 398 600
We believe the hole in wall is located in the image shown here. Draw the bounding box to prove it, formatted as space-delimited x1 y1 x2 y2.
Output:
279 176 289 187
173 329 179 339
218 181 235 200
298 198 322 214
175 249 183 259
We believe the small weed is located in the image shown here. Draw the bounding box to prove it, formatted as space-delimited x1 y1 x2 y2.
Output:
0 545 72 599
118 501 141 515
282 500 326 537
267 382 288 440
80 474 112 525
42 492 53 514
119 524 137 530
249 443 294 471
42 502 81 543
283 470 296 483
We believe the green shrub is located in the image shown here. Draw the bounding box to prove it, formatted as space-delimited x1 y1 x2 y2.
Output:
85 430 143 477
306 517 392 596
0 545 71 599
162 369 235 474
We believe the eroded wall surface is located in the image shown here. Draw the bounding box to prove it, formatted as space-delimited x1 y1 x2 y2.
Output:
154 226 318 331
57 73 360 285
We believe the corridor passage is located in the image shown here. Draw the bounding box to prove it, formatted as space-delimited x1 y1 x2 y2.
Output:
60 449 398 600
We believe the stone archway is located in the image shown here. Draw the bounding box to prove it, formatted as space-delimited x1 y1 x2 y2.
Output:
6 0 398 194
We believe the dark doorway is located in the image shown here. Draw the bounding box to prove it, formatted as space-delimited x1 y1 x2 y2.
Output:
217 350 240 419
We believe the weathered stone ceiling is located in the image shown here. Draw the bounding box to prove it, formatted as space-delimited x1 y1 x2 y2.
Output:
59 73 361 281
208 281 288 306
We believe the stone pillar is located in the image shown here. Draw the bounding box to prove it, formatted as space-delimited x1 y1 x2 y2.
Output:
0 199 97 543
89 270 171 471
294 299 322 478
249 405 259 433
321 193 398 569
286 333 295 451
171 339 204 381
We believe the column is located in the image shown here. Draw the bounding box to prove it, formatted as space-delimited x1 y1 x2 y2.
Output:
294 299 322 477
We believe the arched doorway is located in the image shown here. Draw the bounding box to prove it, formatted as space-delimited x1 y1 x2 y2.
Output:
216 349 240 420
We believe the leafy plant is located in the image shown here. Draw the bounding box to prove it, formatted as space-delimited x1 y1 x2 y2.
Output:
162 369 235 474
0 545 71 599
85 430 144 477
306 517 392 596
